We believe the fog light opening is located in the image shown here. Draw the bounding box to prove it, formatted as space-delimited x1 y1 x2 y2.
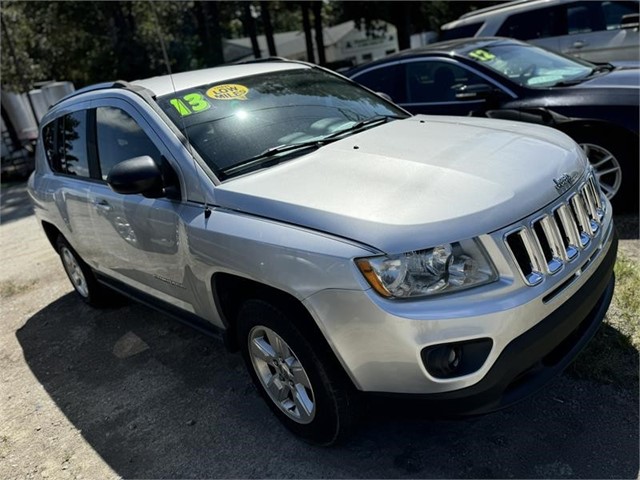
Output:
421 338 493 379
429 345 463 377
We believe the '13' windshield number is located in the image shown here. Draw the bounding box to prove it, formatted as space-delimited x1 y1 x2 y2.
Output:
169 93 211 117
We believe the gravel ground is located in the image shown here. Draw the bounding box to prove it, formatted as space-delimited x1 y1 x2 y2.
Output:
1 182 638 479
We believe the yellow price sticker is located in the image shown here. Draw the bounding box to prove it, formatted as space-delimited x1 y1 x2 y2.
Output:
469 49 495 62
206 84 249 100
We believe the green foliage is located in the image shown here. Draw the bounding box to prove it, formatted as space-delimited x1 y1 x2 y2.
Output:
1 1 204 89
0 0 505 91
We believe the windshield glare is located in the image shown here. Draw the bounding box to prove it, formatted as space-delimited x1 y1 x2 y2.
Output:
463 44 594 88
157 68 405 178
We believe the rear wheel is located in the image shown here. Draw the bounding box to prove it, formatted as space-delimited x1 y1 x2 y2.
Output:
56 236 115 307
237 299 359 445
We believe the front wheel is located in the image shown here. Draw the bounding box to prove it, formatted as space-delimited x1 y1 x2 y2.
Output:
237 299 359 445
572 131 638 213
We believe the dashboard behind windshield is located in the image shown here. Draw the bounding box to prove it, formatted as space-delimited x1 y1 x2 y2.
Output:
157 67 405 179
463 44 594 88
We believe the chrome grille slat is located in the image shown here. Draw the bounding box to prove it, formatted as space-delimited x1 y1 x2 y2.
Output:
518 228 545 284
557 204 582 254
505 172 605 286
540 215 566 266
582 184 599 222
570 194 592 246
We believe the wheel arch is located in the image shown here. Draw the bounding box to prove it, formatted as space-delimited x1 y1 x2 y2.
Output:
556 119 639 149
41 220 62 250
211 273 349 381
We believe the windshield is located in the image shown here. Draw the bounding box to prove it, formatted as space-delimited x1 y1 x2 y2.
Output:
462 43 595 88
157 67 406 179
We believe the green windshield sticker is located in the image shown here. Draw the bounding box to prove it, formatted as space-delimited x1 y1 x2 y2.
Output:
169 93 211 117
468 49 495 62
206 84 249 100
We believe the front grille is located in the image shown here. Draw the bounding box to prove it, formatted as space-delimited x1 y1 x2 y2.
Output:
505 172 605 286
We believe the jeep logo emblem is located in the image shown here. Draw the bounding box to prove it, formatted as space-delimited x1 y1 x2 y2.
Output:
554 173 574 194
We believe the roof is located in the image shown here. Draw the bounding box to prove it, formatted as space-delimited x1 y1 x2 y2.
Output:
131 62 309 97
458 0 542 19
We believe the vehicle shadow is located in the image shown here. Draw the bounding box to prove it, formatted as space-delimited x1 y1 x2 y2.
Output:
17 294 639 479
615 213 639 240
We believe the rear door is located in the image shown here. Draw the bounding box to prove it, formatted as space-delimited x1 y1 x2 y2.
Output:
42 104 99 260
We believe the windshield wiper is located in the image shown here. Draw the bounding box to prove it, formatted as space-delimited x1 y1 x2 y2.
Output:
323 114 407 140
222 140 323 177
554 63 615 87
591 63 615 73
222 115 407 177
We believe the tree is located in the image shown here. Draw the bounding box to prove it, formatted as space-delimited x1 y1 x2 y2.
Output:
193 1 225 68
336 1 507 52
260 1 277 56
300 2 315 63
312 1 326 65
243 2 261 59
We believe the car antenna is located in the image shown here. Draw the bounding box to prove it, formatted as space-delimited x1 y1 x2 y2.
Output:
150 2 212 219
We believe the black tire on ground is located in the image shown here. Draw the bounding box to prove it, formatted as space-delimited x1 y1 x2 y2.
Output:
237 299 359 446
571 130 639 213
56 235 116 308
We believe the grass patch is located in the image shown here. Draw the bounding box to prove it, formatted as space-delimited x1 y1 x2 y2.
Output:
568 253 640 389
610 255 640 347
0 279 37 299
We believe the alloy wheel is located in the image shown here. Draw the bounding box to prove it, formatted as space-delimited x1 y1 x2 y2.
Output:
248 325 316 424
580 143 622 200
60 246 89 298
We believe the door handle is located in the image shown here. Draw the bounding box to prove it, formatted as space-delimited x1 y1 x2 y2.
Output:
93 199 112 212
572 40 586 49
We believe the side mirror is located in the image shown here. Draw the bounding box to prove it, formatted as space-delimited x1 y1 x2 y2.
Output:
455 83 495 100
107 155 165 198
621 13 639 29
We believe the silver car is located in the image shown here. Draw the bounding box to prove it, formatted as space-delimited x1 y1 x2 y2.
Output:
441 0 640 63
28 60 617 445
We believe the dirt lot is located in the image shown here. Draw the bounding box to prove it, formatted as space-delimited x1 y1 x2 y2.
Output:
1 182 638 479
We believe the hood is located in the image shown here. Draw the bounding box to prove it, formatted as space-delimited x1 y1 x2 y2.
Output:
215 116 587 254
579 68 640 88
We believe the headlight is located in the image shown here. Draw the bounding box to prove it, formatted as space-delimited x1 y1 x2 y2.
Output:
355 239 497 299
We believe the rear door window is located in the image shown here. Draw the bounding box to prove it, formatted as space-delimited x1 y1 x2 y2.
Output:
351 64 406 103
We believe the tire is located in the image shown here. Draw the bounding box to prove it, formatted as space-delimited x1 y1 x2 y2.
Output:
237 299 359 445
571 131 639 213
56 235 115 307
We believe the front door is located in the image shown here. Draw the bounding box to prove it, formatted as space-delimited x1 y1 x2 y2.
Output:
87 100 195 310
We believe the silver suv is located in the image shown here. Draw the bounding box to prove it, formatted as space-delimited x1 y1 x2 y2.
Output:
441 0 640 63
28 60 617 445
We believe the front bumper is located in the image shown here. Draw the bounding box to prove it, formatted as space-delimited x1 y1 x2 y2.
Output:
370 231 617 414
303 221 617 400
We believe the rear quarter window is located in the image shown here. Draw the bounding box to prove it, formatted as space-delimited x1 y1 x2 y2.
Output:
41 111 90 178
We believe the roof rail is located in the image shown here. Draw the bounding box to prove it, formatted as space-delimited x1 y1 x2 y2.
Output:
53 80 131 107
233 56 291 65
459 0 532 19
